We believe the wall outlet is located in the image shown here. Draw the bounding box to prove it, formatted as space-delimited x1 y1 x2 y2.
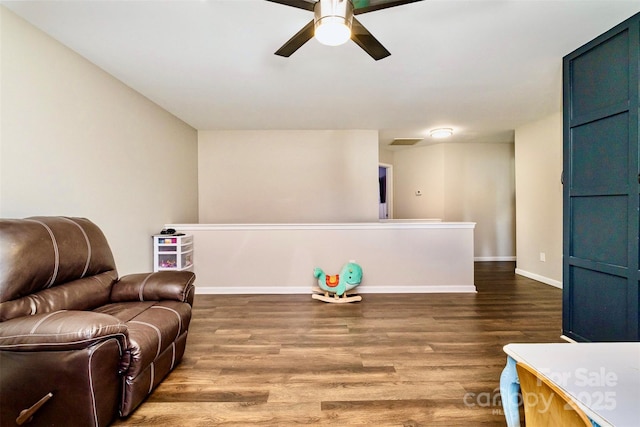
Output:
539 252 546 262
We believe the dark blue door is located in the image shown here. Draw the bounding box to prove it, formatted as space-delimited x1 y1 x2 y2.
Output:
563 13 639 342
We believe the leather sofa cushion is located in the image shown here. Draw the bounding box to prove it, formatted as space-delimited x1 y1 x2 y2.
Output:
94 300 191 378
0 310 128 351
111 271 195 305
0 217 116 303
0 270 117 322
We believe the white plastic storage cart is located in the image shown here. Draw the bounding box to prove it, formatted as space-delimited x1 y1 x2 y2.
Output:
153 234 193 272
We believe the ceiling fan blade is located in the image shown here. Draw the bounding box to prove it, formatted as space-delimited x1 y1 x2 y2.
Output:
353 0 423 15
351 17 391 60
275 20 315 57
264 0 316 12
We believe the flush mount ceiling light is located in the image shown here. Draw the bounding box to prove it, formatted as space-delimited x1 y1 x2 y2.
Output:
314 0 353 46
430 128 453 139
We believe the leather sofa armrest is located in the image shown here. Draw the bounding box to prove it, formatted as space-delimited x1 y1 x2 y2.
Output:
0 310 128 352
111 271 195 306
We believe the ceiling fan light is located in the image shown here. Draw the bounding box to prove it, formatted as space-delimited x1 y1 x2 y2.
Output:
430 128 453 139
315 18 351 46
314 0 353 46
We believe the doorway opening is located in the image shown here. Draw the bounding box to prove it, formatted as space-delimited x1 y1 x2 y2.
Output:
379 163 393 219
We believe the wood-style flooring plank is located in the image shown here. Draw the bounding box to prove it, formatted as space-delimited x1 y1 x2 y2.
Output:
113 261 562 426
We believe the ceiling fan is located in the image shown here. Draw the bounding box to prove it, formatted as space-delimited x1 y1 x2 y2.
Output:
266 0 423 60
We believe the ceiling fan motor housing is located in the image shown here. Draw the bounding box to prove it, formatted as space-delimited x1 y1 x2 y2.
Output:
314 0 354 46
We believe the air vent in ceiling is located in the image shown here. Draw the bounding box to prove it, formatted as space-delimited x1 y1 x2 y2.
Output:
390 138 423 146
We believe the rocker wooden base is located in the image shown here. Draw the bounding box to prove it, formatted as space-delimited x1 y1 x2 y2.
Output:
311 286 362 303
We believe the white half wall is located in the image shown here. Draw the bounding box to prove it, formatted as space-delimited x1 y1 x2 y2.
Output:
198 130 379 223
167 222 476 294
0 7 199 274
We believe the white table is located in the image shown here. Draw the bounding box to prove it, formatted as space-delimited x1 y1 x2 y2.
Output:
500 343 640 427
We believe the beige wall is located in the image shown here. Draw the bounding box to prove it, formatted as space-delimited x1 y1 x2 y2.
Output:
393 144 445 220
198 130 379 223
391 142 515 260
0 7 199 274
443 143 516 259
514 111 563 286
378 148 394 165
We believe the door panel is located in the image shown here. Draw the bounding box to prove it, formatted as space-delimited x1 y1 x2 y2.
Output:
570 30 629 118
571 113 628 192
570 266 629 341
563 13 639 342
571 196 628 267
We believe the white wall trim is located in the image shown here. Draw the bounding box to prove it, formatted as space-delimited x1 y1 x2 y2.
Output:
195 285 478 295
475 256 517 262
167 221 474 231
515 268 562 289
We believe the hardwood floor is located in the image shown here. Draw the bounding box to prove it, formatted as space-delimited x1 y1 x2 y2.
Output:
113 262 563 426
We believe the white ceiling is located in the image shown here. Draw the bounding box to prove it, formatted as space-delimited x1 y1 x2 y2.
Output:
3 0 639 150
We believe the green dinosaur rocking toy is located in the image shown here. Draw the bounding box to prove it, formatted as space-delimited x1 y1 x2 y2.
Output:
312 261 363 303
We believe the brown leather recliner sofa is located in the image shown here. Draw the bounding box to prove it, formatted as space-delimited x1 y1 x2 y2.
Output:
0 216 196 426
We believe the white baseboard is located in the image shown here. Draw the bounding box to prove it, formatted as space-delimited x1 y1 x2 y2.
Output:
515 268 562 289
196 286 310 295
474 256 517 261
361 285 477 294
195 285 477 295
